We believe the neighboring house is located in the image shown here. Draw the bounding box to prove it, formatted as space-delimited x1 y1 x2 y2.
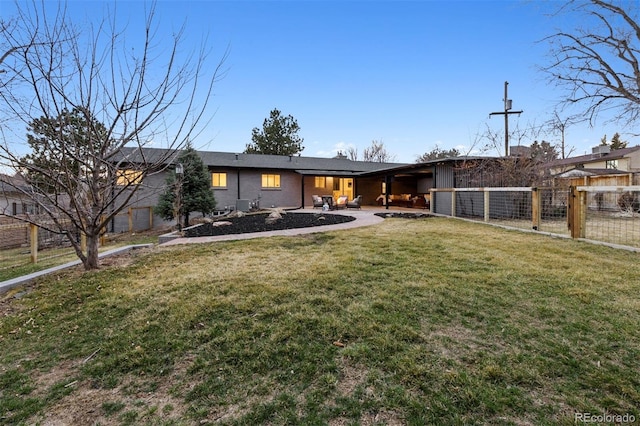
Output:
547 145 640 187
0 173 39 215
544 145 640 212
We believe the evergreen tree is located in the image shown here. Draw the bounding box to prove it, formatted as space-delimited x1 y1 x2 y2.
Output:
610 132 628 150
529 140 558 163
416 145 460 162
21 108 108 193
599 133 628 150
155 143 216 228
245 108 304 155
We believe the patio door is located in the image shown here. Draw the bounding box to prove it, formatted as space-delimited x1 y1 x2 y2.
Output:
332 178 354 201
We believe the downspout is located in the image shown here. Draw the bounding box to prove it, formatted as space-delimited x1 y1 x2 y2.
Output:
236 169 241 200
432 165 437 214
299 173 305 210
235 154 241 200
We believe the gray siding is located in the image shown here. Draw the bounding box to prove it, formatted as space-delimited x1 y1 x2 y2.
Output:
210 168 304 209
434 164 454 188
433 191 452 216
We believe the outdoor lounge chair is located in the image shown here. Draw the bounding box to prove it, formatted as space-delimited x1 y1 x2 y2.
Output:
346 195 362 209
312 195 324 208
335 195 348 209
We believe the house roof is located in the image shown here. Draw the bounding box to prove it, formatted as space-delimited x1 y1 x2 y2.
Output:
548 146 640 168
356 155 499 177
0 173 29 193
554 168 631 178
117 147 407 174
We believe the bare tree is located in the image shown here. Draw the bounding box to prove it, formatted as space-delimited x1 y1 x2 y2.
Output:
545 111 576 159
0 1 226 270
481 120 542 157
543 0 640 127
362 140 397 163
346 146 358 161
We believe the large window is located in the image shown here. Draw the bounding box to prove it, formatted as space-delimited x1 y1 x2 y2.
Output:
116 169 143 185
212 172 227 188
262 174 281 188
606 159 618 169
314 176 326 188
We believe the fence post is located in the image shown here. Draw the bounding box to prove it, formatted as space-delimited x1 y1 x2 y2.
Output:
149 206 153 229
30 224 38 264
578 190 587 238
569 186 577 238
569 186 587 239
483 190 490 222
531 188 541 230
451 190 456 217
128 207 133 232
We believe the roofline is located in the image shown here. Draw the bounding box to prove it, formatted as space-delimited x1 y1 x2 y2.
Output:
548 145 640 167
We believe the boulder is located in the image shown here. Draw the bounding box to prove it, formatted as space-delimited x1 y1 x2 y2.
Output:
265 211 282 225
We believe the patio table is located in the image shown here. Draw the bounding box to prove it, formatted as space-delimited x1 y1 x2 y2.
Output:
321 196 335 210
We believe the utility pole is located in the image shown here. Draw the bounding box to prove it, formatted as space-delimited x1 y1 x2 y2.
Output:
489 81 523 157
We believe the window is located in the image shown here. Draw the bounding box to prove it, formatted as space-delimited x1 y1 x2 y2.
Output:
606 159 618 169
116 169 143 185
314 176 326 188
262 174 281 188
212 172 227 188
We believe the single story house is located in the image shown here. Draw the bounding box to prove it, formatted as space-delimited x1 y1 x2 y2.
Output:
115 147 408 230
115 147 503 231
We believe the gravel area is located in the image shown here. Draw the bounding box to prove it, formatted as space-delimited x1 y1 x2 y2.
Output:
184 212 356 237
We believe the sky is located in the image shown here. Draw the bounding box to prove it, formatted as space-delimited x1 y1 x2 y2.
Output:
1 0 638 163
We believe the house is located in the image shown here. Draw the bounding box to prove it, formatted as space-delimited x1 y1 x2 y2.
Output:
0 174 39 215
114 147 526 231
115 147 410 230
548 145 640 187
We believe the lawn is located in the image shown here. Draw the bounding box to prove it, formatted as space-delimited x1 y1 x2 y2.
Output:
0 231 162 283
1 217 639 425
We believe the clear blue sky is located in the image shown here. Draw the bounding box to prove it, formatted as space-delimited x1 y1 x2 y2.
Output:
2 0 636 162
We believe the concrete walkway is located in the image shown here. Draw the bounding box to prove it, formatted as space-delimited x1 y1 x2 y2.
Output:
0 244 153 294
159 207 388 246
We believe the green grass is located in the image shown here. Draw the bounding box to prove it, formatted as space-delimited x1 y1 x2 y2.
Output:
0 231 161 282
1 217 639 425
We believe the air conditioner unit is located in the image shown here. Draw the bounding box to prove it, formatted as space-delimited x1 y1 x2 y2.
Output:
236 199 250 212
592 145 611 155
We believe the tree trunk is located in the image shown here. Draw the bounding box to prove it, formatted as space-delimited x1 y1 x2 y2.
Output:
84 232 100 270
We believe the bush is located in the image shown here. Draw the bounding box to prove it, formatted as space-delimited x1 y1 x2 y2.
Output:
618 192 640 212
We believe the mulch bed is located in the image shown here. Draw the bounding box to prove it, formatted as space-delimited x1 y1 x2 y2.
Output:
374 212 434 219
184 212 356 237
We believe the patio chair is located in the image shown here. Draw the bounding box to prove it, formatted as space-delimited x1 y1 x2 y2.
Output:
312 195 323 209
346 195 362 209
335 195 348 209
